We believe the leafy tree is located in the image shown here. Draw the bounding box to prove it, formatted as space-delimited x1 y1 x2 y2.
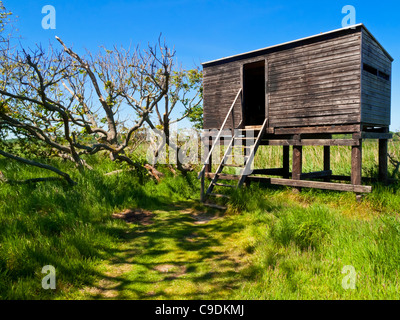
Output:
145 67 203 172
187 103 203 130
0 1 11 44
0 2 76 184
0 33 174 171
0 3 202 183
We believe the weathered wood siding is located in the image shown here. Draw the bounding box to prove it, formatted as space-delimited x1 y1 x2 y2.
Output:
202 25 392 130
203 56 266 129
203 62 242 129
268 31 361 128
361 29 392 126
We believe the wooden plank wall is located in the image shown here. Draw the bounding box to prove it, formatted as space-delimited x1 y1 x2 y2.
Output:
203 56 266 129
202 28 390 130
203 62 242 129
267 31 362 128
361 28 392 126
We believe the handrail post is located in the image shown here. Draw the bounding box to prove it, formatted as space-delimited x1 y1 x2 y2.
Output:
200 170 205 202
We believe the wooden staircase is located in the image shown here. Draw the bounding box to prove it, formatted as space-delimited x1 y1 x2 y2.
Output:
198 89 268 209
208 122 267 202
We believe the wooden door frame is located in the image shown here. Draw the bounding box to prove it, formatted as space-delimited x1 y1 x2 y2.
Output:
240 58 268 127
264 58 269 123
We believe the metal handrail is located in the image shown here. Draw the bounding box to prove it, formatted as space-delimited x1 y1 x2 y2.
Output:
198 88 242 179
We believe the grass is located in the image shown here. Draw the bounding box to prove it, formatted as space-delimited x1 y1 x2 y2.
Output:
71 203 250 299
0 139 400 299
227 185 400 299
191 138 400 299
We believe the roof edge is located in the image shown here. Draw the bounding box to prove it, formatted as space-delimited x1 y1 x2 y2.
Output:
201 23 393 66
360 24 394 62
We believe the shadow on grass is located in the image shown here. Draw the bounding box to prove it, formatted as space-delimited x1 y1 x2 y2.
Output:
0 167 206 299
81 200 250 300
65 173 400 299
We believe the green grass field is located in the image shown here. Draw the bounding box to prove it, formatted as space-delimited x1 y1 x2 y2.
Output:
1 139 400 300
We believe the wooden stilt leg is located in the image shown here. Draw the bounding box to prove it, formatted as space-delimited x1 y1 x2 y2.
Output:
292 145 302 192
351 134 362 201
323 145 331 182
351 137 362 186
205 137 212 174
200 171 205 202
379 138 388 184
292 144 302 193
283 145 290 179
201 137 212 203
292 145 302 180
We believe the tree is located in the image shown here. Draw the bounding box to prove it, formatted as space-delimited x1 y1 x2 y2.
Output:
145 66 203 172
55 36 174 166
0 2 76 184
187 103 203 130
0 33 175 181
0 2 201 183
0 1 12 45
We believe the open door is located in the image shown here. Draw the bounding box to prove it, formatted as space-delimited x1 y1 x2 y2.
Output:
242 60 266 126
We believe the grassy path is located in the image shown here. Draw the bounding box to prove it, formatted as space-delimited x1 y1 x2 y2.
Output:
74 202 250 299
2 160 400 299
66 184 400 300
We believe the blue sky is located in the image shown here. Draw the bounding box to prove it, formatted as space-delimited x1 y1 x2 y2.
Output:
4 0 400 130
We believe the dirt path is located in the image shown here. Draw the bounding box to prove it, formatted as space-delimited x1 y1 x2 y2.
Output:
76 202 250 299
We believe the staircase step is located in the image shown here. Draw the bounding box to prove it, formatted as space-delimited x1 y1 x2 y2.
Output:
231 146 253 152
224 155 249 162
222 163 244 167
210 173 240 180
244 125 262 130
226 154 249 157
214 182 236 188
235 137 256 140
209 193 230 199
232 144 253 147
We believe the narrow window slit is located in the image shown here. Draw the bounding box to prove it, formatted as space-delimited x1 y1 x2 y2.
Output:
378 70 390 81
363 63 390 81
363 63 377 75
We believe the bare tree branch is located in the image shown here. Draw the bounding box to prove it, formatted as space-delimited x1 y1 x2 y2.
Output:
0 149 76 185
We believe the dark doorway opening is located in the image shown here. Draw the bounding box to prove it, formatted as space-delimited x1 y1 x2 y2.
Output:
243 60 266 126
